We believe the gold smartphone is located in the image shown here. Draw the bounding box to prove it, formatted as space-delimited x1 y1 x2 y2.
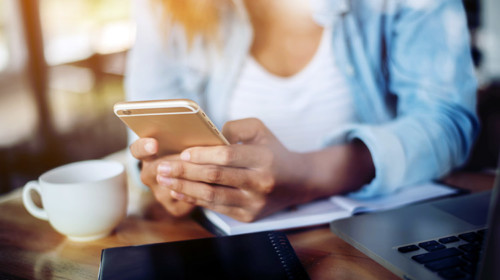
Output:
114 99 229 155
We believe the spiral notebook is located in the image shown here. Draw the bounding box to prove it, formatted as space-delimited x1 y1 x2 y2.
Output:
98 231 309 280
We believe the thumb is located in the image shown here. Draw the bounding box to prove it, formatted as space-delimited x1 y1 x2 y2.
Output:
222 118 272 145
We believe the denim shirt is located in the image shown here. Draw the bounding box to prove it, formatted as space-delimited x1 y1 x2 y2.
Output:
125 0 479 198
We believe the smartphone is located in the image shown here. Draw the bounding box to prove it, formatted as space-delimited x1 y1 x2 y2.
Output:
114 99 229 155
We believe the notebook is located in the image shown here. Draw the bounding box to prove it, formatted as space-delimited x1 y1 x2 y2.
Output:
200 182 459 236
98 231 309 280
330 156 500 280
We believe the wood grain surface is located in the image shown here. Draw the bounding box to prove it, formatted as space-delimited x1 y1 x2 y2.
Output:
0 151 494 279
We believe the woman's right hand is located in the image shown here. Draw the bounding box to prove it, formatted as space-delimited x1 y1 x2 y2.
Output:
130 138 196 217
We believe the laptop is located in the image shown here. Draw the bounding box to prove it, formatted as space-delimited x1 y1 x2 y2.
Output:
330 155 500 280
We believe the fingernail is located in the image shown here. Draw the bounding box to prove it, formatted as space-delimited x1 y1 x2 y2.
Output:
157 162 171 175
170 190 185 200
157 175 173 186
180 151 190 161
145 142 156 154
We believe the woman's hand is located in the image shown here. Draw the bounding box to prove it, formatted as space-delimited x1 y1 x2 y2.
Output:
154 118 375 222
129 138 196 217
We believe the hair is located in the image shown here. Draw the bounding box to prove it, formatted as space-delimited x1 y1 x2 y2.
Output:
153 0 233 47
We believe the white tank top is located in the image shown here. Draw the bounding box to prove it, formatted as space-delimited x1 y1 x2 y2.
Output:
228 28 357 152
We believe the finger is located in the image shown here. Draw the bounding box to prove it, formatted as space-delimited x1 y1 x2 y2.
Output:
138 154 177 187
157 161 258 189
149 183 196 217
222 118 270 145
158 177 245 207
165 200 196 217
130 138 158 159
194 202 257 223
180 144 271 168
171 193 263 223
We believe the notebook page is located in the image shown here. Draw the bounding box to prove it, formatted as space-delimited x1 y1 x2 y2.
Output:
330 182 458 215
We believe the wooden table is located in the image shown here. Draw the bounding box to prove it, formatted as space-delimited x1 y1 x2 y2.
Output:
0 151 494 279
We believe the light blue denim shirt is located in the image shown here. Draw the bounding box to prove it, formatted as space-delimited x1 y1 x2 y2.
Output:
125 0 479 198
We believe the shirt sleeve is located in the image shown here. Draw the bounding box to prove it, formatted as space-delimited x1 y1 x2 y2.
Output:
125 0 203 102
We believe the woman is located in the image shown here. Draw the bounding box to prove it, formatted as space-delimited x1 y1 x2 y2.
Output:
126 0 478 222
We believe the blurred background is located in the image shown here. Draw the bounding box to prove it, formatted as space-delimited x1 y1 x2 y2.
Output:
0 0 132 194
0 0 499 195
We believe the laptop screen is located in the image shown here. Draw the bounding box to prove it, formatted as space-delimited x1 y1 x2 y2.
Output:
478 161 500 279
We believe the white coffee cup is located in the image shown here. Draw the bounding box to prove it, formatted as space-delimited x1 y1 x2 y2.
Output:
22 160 128 242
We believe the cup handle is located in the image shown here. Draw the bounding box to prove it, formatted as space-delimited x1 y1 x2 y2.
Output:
22 181 49 220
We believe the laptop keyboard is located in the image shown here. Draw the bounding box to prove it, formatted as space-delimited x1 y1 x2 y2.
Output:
397 229 486 279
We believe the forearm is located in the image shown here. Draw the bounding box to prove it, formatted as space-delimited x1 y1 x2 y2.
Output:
296 140 375 203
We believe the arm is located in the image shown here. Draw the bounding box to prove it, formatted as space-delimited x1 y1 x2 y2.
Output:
325 0 479 198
